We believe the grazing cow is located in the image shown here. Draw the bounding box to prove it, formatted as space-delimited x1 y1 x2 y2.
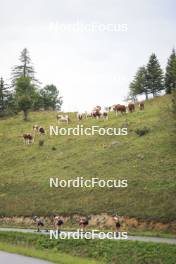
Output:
92 110 101 119
33 125 39 131
57 114 70 124
109 106 112 111
92 106 104 119
23 133 34 144
139 101 144 110
110 105 116 112
33 125 45 135
77 112 83 121
128 103 135 113
101 111 108 120
113 104 126 115
91 110 108 120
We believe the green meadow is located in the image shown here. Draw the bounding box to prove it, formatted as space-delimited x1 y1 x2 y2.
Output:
0 95 175 221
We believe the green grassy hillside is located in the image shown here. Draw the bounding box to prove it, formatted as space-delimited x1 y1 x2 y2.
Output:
0 95 175 221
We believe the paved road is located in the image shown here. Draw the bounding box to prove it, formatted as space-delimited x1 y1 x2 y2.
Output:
0 251 53 264
0 227 176 245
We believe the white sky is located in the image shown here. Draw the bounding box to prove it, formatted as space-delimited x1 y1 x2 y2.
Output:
0 0 175 111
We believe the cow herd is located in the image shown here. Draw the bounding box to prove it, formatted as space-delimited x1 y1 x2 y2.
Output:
22 101 144 144
111 102 144 114
76 101 144 121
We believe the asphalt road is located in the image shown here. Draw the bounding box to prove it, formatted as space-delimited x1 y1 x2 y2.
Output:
0 251 53 264
0 227 176 244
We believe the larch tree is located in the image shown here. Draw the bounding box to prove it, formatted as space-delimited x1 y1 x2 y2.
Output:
11 48 39 86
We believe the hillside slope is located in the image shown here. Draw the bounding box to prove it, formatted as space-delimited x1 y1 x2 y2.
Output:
0 95 175 221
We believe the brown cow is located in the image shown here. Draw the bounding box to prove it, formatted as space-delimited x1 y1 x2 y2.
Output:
128 103 135 113
139 102 144 110
113 104 126 115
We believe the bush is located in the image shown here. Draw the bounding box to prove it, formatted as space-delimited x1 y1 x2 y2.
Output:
38 140 44 146
52 146 57 151
135 126 150 136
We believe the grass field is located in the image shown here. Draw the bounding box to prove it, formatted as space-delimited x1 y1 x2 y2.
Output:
0 242 102 264
0 231 176 264
0 95 176 221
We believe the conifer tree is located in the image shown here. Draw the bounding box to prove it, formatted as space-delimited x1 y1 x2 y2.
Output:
129 66 149 100
146 53 164 96
165 49 176 94
11 48 39 86
0 77 9 113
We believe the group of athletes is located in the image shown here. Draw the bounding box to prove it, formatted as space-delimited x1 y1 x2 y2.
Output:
33 215 121 234
33 215 64 232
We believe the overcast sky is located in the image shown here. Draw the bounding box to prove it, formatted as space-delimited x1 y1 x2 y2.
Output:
0 0 175 111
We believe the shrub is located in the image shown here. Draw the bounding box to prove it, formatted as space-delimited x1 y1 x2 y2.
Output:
52 146 56 151
135 126 150 136
38 140 44 146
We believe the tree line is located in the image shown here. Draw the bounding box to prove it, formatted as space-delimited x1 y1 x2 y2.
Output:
128 49 176 100
0 48 63 120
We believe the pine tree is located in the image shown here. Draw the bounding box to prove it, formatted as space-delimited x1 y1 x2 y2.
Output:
0 77 9 113
11 48 39 86
165 49 176 94
129 80 137 101
146 53 164 96
129 66 149 100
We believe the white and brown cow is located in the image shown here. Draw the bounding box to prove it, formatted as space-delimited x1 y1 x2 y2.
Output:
91 109 108 120
33 125 46 135
91 105 101 119
76 112 84 121
23 133 34 144
56 114 70 124
91 110 101 119
101 111 108 120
